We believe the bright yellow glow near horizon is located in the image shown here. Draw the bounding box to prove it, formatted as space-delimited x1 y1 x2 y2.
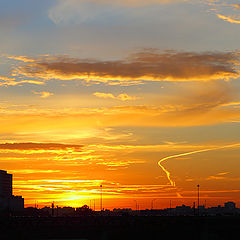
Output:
3 141 239 209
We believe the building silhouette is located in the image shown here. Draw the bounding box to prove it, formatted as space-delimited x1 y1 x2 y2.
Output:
0 170 24 212
224 201 236 209
0 170 12 197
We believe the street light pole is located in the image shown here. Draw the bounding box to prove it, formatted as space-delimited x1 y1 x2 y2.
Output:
100 185 103 211
151 199 157 210
197 184 200 216
134 200 137 211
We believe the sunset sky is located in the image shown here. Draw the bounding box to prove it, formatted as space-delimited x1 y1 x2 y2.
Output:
1 0 240 210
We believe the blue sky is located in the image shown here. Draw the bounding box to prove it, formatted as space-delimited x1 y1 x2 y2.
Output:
1 0 240 58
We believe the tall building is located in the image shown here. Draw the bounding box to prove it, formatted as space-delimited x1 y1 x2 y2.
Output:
0 170 24 212
0 170 12 197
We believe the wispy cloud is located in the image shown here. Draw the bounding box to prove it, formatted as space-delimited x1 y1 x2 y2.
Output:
0 82 239 131
216 14 240 23
0 142 83 151
73 0 187 6
0 80 45 87
207 0 240 24
93 92 139 101
32 91 54 98
49 0 189 24
8 55 37 63
0 75 13 81
0 74 45 87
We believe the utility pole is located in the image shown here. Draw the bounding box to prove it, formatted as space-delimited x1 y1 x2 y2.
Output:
100 185 103 211
151 199 157 210
197 184 200 216
51 201 54 217
134 200 138 211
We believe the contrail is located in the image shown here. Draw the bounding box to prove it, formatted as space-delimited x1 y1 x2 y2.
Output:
158 143 240 187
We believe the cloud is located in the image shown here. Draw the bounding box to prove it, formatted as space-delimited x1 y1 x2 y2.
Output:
0 75 45 87
233 4 240 10
8 55 37 63
205 171 231 180
93 92 139 101
118 93 139 101
49 0 188 24
2 140 239 207
0 82 239 130
0 80 45 87
207 0 240 24
206 175 227 180
10 169 61 174
217 14 240 24
93 92 115 99
10 50 240 85
0 80 239 135
32 91 54 98
81 0 186 6
0 75 13 81
0 142 83 151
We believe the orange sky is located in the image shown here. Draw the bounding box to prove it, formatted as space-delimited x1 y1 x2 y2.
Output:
1 141 239 209
1 0 240 210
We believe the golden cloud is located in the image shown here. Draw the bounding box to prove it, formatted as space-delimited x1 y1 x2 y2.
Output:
32 91 54 98
10 50 240 85
93 92 115 99
207 1 240 24
93 92 139 101
0 81 238 134
0 100 239 135
8 55 37 63
0 75 13 81
0 79 45 87
217 14 240 24
0 103 239 132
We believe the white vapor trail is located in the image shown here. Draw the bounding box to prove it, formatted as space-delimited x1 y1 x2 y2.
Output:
158 143 240 187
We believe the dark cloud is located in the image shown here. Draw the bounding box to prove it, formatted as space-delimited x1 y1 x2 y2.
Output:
0 142 83 150
12 50 240 85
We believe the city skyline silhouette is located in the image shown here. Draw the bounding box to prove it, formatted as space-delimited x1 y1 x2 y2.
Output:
1 0 240 238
